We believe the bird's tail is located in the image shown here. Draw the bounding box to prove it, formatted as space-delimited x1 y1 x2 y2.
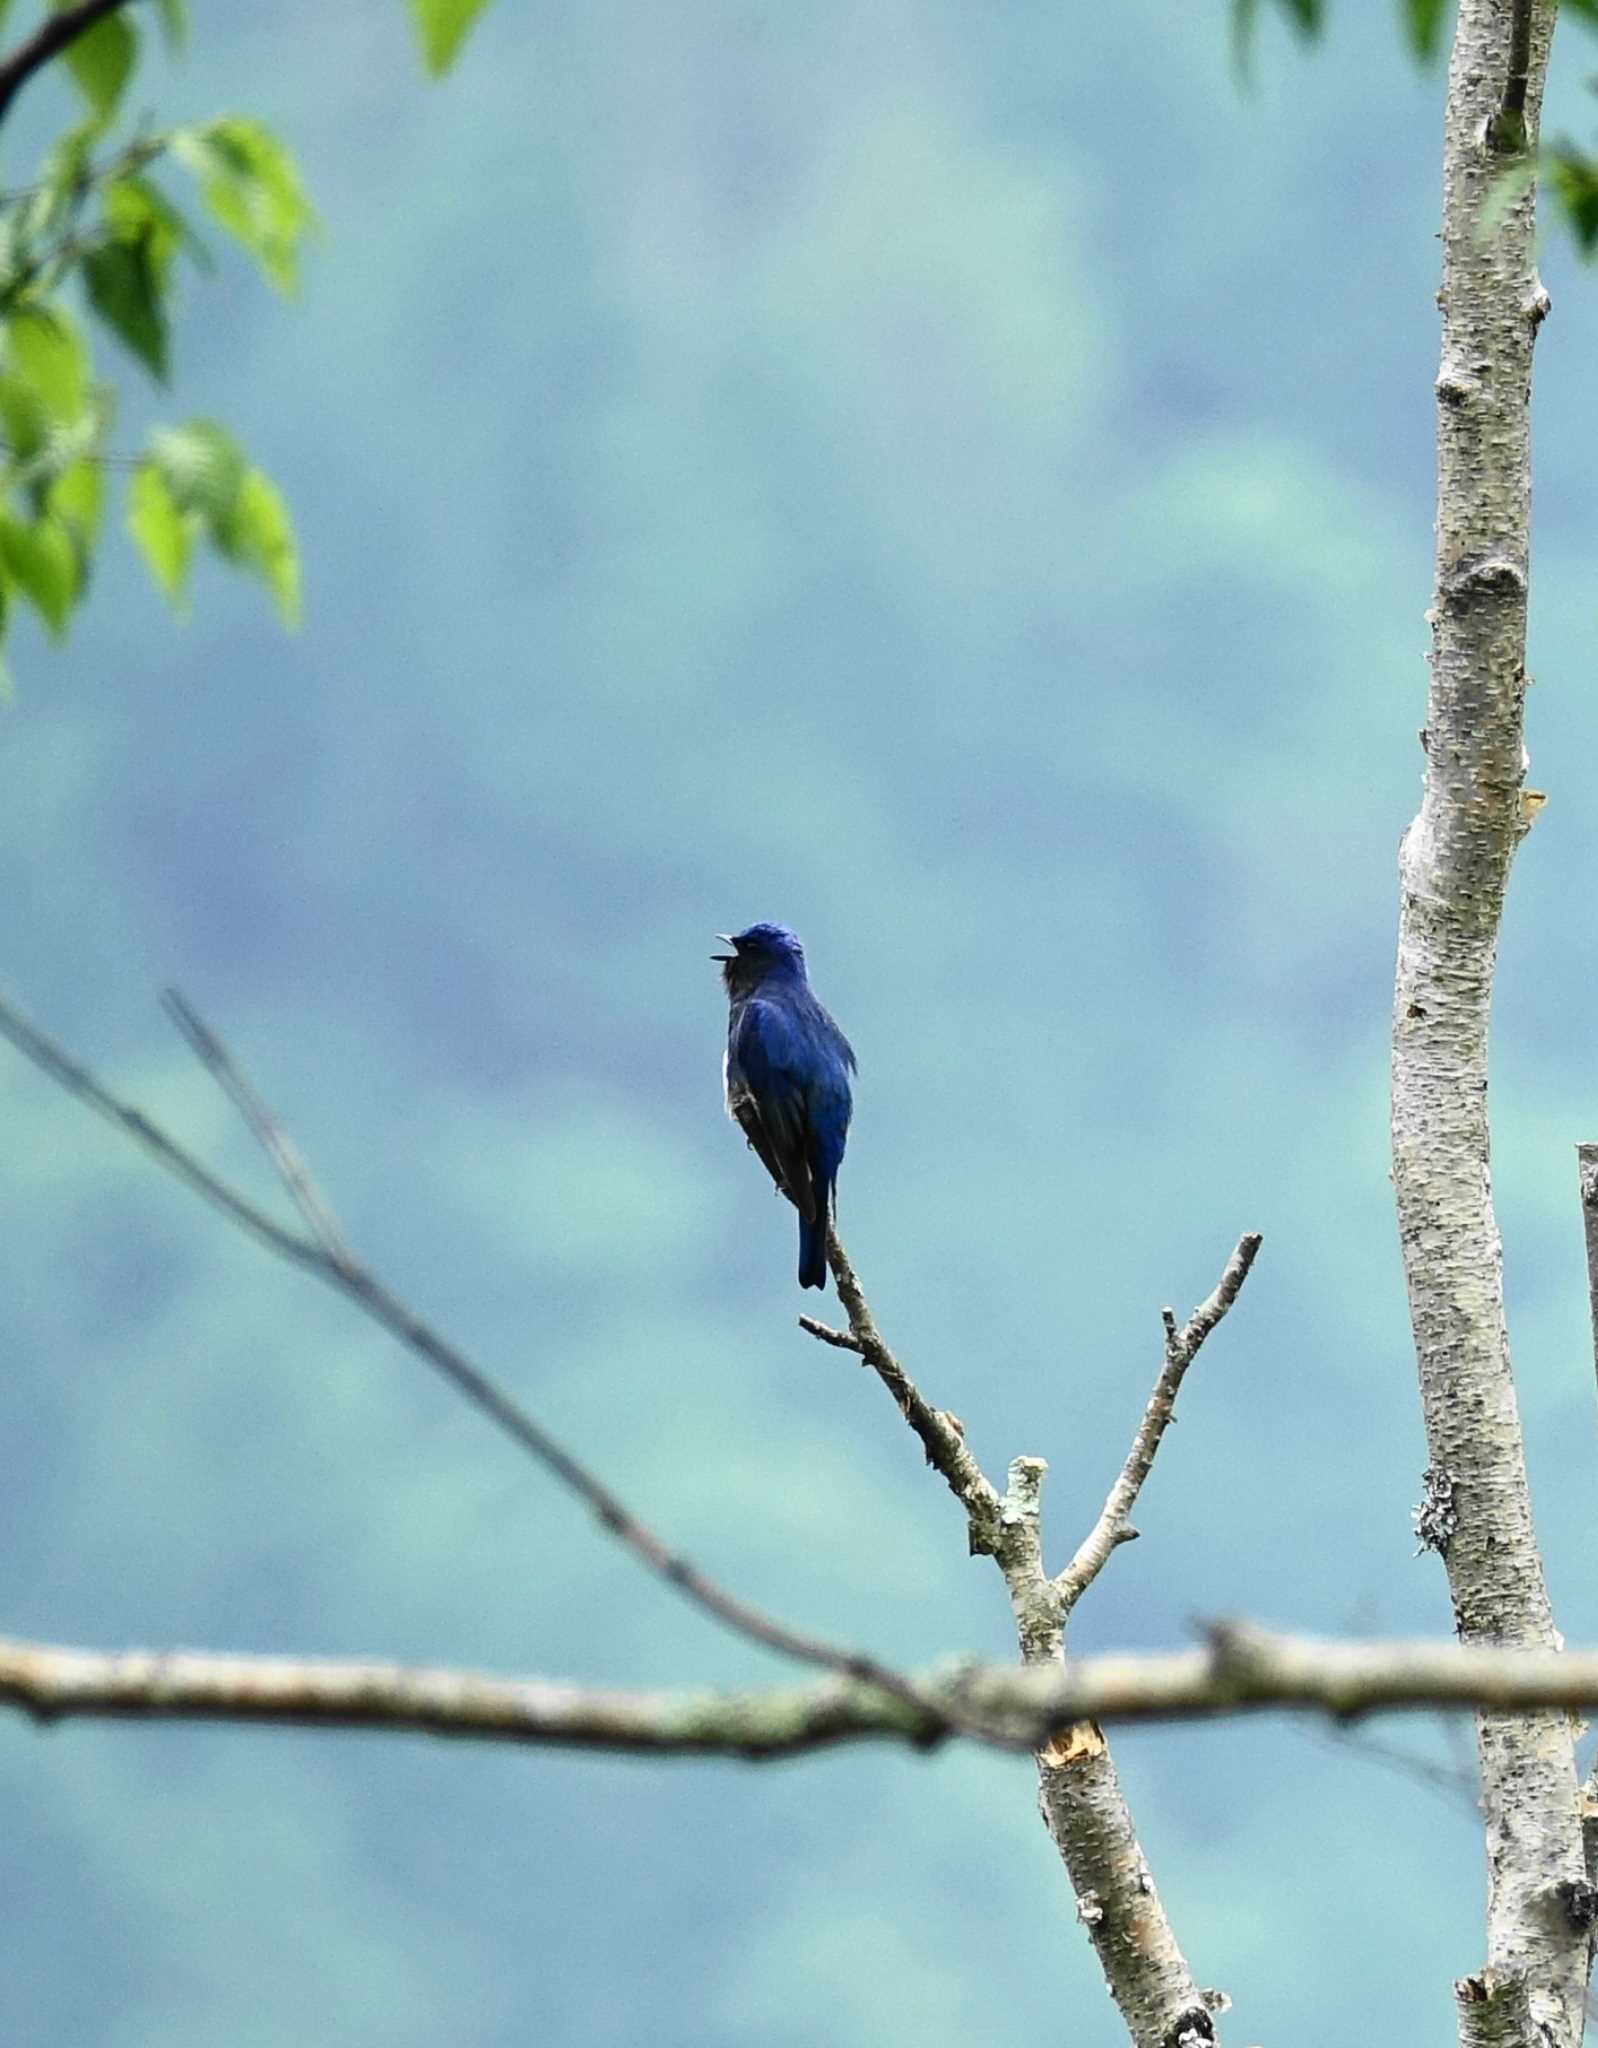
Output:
798 1201 828 1290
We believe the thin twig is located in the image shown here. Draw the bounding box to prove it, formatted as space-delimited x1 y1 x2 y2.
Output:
0 136 167 313
797 1315 862 1354
1296 1715 1481 1817
0 990 326 1274
807 1223 1005 1553
162 989 355 1267
1055 1231 1263 1611
0 132 162 210
0 988 955 1739
0 0 138 129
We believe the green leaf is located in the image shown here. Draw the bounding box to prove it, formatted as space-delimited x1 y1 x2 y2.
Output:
0 214 27 305
58 8 138 127
1279 0 1325 28
409 0 494 75
1547 145 1598 255
25 117 99 241
127 460 194 607
147 418 245 523
154 0 186 50
0 513 78 636
105 174 213 276
1403 0 1450 60
133 424 299 623
0 373 49 463
1232 0 1324 73
170 118 314 293
81 236 168 380
10 391 110 510
47 455 103 549
220 466 299 624
7 307 89 423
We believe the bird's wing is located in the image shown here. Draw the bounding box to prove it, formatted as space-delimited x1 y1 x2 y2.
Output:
727 998 819 1220
812 1000 858 1077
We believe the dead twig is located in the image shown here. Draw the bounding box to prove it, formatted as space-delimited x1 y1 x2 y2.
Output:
1055 1232 1262 1612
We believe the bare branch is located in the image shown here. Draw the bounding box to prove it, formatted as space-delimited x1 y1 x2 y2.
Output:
1055 1232 1261 1612
162 989 356 1267
796 1315 863 1355
0 988 322 1273
809 1224 1006 1554
806 1226 1226 2045
0 989 941 1730
0 1632 935 1758
0 0 137 130
1167 1229 1263 1355
17 1625 1598 1758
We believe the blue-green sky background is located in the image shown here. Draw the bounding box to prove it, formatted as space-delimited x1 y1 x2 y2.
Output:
2 2 1597 2041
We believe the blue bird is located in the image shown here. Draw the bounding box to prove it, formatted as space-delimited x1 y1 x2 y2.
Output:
715 923 856 1290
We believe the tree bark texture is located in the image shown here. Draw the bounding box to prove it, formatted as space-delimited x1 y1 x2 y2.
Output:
987 1455 1220 2048
1035 1727 1221 2048
1392 0 1583 2038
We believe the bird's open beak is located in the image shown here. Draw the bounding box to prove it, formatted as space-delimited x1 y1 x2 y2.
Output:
711 932 737 962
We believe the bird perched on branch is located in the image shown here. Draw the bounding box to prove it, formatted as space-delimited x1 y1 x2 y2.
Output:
715 922 856 1290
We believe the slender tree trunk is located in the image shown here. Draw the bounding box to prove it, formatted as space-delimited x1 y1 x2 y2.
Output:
1027 1583 1218 2048
1391 1 1587 2039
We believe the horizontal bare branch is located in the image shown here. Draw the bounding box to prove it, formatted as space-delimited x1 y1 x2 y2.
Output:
17 1624 1598 1758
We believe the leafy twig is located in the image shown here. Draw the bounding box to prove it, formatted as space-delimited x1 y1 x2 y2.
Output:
0 0 139 131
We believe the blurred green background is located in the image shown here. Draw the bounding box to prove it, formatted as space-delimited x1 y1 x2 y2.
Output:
2 1 1597 2041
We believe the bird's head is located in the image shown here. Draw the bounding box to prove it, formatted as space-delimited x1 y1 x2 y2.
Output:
713 922 808 996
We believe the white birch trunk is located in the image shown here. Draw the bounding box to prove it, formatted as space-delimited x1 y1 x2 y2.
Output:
1392 1 1587 2038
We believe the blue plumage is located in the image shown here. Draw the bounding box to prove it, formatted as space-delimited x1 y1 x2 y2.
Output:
715 923 856 1290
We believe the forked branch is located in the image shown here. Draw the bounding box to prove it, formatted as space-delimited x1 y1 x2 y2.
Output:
802 1226 1262 2048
